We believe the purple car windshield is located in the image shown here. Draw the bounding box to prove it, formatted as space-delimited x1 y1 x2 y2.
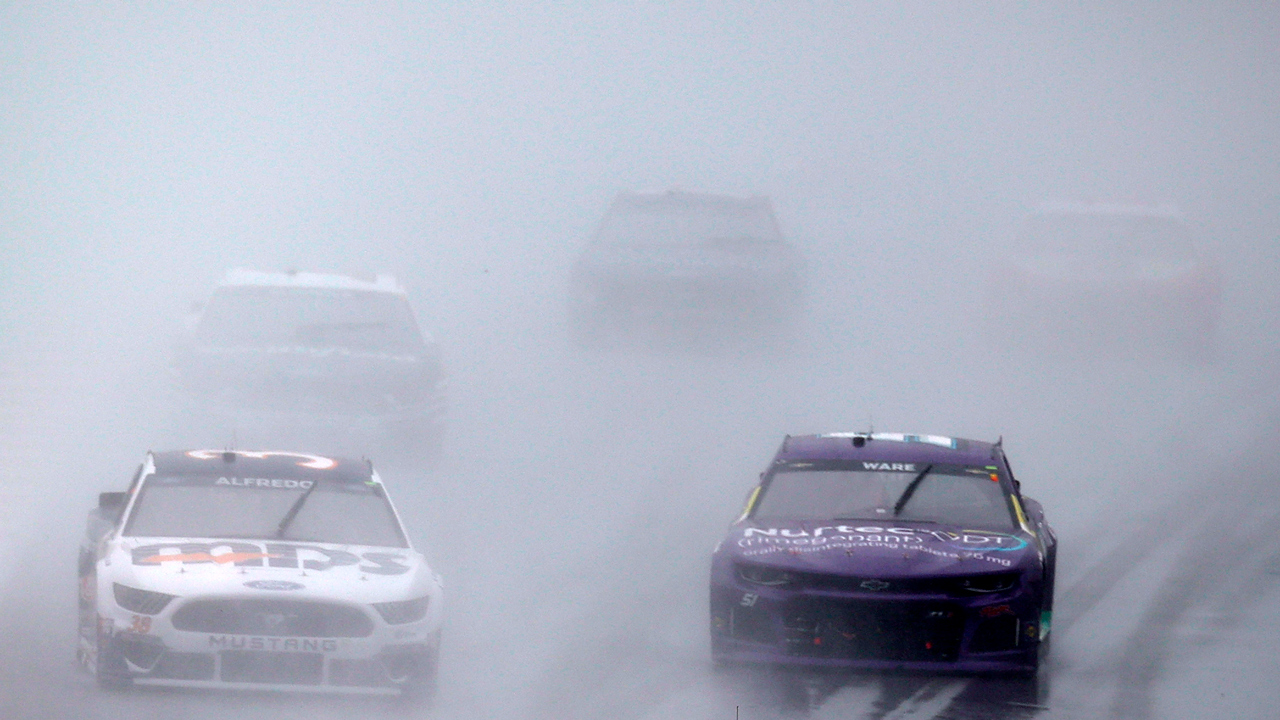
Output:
753 466 1016 530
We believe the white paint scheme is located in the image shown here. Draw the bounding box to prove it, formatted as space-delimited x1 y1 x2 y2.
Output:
220 268 405 295
1032 201 1185 220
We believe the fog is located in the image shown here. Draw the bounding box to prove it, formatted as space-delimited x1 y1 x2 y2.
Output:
2 3 1278 719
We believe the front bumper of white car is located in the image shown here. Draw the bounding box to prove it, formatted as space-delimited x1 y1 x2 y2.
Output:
95 591 440 694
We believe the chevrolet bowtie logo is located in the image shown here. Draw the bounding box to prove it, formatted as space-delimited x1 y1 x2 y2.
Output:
860 579 891 591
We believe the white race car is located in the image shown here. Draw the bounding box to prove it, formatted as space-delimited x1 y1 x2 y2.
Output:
568 190 806 344
987 202 1221 361
172 269 447 458
78 449 444 699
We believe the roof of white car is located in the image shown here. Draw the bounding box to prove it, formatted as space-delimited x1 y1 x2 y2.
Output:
220 268 405 294
615 189 774 211
150 449 374 483
1033 201 1185 220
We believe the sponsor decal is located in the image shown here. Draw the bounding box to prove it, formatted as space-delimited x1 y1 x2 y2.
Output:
932 531 1028 553
740 526 1026 550
186 450 337 470
742 525 922 539
244 580 304 591
821 433 957 448
208 635 339 653
141 551 277 565
214 477 314 489
979 604 1014 618
131 542 411 575
861 462 917 471
892 434 957 448
736 526 1027 567
910 543 1016 567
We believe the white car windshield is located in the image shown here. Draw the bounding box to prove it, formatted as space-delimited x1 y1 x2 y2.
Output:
752 465 1016 530
197 287 426 354
125 475 408 548
1020 214 1195 261
596 201 782 247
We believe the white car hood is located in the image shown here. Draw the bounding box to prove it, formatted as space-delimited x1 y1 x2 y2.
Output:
105 536 433 603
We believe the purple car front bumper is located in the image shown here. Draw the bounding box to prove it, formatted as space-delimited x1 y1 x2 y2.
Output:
709 581 1046 675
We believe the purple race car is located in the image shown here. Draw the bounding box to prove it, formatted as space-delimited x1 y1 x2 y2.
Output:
710 432 1056 676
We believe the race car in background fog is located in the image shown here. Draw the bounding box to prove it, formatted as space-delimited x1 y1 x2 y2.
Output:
711 432 1055 676
173 269 446 456
568 190 805 344
987 202 1221 361
78 449 443 699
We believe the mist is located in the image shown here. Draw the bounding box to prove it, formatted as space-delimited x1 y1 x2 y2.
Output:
2 3 1278 719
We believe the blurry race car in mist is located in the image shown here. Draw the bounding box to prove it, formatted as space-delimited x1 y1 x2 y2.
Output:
173 269 446 456
988 202 1221 361
710 432 1056 676
78 449 443 699
567 190 805 344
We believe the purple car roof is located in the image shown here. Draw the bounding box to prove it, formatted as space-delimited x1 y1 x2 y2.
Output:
776 432 999 466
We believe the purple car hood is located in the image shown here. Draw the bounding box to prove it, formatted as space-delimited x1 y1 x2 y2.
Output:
725 520 1036 576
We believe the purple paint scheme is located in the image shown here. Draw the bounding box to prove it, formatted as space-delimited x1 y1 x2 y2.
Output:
710 432 1056 675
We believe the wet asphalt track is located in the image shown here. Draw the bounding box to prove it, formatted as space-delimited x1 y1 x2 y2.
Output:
1 275 1278 720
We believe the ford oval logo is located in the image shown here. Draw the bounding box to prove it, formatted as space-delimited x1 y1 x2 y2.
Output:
860 579 891 591
244 580 305 591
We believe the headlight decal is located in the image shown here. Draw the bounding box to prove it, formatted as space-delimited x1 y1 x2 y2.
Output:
112 583 177 615
373 596 430 625
956 573 1020 594
736 563 795 587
